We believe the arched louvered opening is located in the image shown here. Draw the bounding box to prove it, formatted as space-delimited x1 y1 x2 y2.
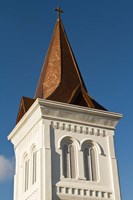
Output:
24 155 30 192
62 140 76 179
83 143 97 181
32 147 37 185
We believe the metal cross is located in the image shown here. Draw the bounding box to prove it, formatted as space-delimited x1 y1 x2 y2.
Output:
54 6 64 19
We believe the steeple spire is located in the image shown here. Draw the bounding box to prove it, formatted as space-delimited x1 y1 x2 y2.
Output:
34 15 106 110
16 12 106 123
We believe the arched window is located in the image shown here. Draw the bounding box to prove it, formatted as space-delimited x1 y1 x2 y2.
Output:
32 147 37 185
83 143 97 181
62 140 76 179
24 155 30 192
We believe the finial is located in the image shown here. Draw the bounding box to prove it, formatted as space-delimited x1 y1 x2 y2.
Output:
54 6 64 20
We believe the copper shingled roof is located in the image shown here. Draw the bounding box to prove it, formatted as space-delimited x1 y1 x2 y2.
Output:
16 97 35 123
35 17 89 102
35 16 106 110
16 15 106 124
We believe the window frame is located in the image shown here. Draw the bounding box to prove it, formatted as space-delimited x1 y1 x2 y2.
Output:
23 154 30 192
60 137 78 180
83 143 97 181
31 146 37 185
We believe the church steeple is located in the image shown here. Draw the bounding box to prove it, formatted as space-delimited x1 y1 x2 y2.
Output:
8 8 122 200
16 10 106 123
35 10 106 109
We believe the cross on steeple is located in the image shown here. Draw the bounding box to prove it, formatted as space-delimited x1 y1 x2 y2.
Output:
54 6 64 20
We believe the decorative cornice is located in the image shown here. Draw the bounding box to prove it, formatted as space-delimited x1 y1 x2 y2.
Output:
51 121 106 137
8 99 122 142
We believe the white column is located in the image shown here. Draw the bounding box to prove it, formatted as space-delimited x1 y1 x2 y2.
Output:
77 150 86 180
43 120 52 200
107 131 121 200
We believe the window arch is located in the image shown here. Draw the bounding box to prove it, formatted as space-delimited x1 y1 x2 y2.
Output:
31 146 37 185
82 142 97 181
61 138 77 179
24 154 30 192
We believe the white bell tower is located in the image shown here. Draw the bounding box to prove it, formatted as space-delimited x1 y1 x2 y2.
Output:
8 9 122 200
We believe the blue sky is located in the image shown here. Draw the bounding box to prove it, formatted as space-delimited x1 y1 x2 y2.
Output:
0 0 133 199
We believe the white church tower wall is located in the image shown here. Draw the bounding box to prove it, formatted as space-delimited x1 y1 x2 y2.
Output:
8 99 122 200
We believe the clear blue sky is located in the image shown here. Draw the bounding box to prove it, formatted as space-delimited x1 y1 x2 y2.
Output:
0 0 132 199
